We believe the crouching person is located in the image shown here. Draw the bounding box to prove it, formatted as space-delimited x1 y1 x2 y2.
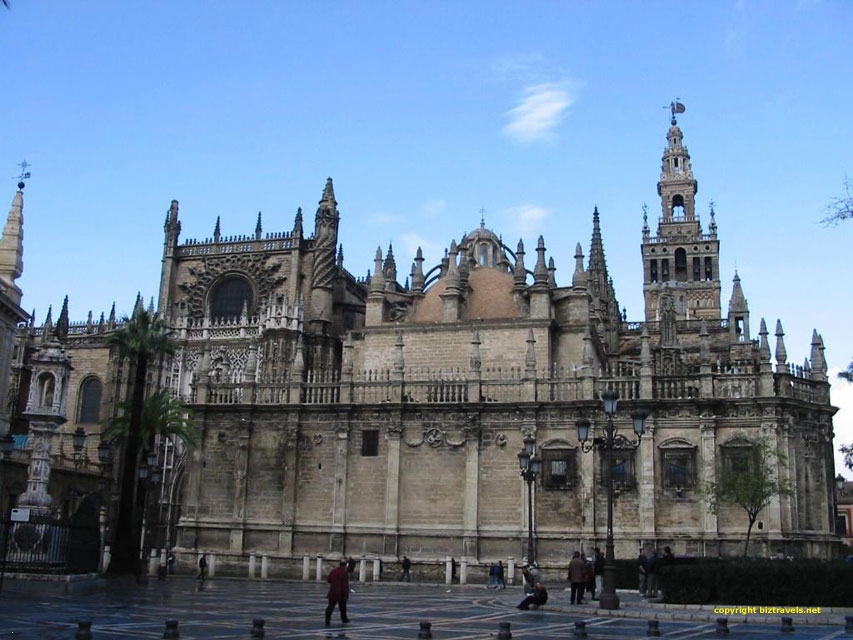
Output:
517 582 548 610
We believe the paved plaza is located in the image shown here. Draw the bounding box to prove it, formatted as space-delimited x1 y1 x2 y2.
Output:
0 579 850 639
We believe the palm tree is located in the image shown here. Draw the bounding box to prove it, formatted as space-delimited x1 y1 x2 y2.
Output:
107 306 175 575
105 390 196 450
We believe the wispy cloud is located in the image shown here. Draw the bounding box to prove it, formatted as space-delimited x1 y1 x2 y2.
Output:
366 212 395 225
503 82 573 143
502 204 551 236
422 199 447 214
399 232 443 265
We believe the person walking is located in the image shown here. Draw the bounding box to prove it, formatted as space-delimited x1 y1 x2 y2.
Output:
346 556 356 578
325 560 350 626
645 548 659 598
517 582 548 610
638 549 648 595
568 551 587 604
593 548 604 600
585 557 596 601
497 560 506 589
197 554 207 581
400 555 412 582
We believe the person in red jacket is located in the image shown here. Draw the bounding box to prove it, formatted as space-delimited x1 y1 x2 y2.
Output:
325 560 350 626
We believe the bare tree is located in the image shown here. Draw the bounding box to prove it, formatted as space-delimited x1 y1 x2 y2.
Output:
822 175 853 225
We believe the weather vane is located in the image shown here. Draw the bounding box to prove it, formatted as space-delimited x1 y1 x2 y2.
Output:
479 208 486 228
663 99 686 124
15 160 31 189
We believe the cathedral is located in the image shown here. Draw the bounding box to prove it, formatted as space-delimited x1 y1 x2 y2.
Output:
2 113 841 576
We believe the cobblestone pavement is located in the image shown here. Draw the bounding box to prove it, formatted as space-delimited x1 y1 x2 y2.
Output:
0 579 849 639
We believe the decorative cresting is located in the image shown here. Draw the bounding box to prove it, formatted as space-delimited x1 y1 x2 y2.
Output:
178 253 286 318
404 426 466 449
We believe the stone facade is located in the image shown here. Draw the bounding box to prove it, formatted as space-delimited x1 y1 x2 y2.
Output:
5 115 842 573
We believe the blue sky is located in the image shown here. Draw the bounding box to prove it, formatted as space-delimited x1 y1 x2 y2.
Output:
2 1 852 474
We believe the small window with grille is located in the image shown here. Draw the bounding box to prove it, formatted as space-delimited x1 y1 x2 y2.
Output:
541 449 576 489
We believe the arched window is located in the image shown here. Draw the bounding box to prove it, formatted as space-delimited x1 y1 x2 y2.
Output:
39 372 55 408
674 248 688 282
78 377 102 424
479 244 488 267
672 194 685 218
209 276 253 320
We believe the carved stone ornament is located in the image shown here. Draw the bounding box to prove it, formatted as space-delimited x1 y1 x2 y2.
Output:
312 433 324 446
386 424 403 439
494 433 508 447
404 427 465 449
283 426 299 450
177 253 287 318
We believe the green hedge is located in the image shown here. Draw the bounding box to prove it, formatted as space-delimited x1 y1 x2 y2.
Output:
658 559 853 607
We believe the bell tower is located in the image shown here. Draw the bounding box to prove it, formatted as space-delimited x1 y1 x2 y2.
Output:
642 105 721 322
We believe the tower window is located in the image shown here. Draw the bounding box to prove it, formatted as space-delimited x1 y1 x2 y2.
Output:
209 276 253 320
661 259 670 281
674 248 688 282
693 257 701 281
479 245 488 267
649 259 658 283
78 377 102 424
672 194 685 218
704 257 713 281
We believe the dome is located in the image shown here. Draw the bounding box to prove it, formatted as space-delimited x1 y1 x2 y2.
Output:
413 268 519 323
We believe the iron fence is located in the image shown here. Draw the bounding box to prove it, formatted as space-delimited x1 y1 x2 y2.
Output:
0 513 100 575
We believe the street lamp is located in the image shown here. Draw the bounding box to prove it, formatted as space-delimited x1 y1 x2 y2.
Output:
575 391 650 611
72 427 87 467
837 474 846 494
517 436 542 566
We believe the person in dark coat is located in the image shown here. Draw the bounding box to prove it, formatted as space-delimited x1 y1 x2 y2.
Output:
346 556 356 577
325 560 350 625
401 555 412 582
517 582 548 610
197 555 207 581
567 551 587 604
497 561 506 589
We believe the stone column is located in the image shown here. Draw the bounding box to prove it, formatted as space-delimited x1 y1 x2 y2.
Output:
761 421 783 538
383 424 402 556
462 420 481 560
638 423 657 541
699 422 718 556
358 557 366 582
315 556 324 581
302 555 310 580
231 427 251 552
279 422 299 554
16 421 59 513
330 422 350 554
261 554 269 578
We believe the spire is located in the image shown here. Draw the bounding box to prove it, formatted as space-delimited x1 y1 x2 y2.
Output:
547 257 557 288
336 244 344 268
43 305 53 338
369 246 386 294
293 207 303 237
728 271 747 312
445 240 461 290
513 238 526 287
572 242 587 288
255 211 263 240
709 200 717 236
699 318 710 363
774 320 787 373
383 242 397 283
588 206 609 298
98 311 105 332
108 302 116 328
758 318 771 362
163 199 181 244
321 177 336 206
0 185 25 304
411 247 425 293
641 203 649 240
133 292 144 316
148 296 155 315
86 310 93 333
55 295 69 341
315 177 339 229
810 329 827 381
213 216 221 243
457 245 469 288
533 235 548 285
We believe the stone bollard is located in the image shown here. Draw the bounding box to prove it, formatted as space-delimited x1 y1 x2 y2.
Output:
647 620 661 637
445 556 452 585
507 557 515 585
417 621 433 639
208 553 216 578
261 554 269 579
715 618 729 635
460 557 468 585
497 621 512 639
149 549 158 576
102 545 111 573
372 557 381 582
302 555 310 580
846 616 853 633
359 557 367 583
316 556 324 582
163 619 180 639
248 553 256 579
250 618 265 638
573 621 588 638
780 616 794 633
75 620 93 640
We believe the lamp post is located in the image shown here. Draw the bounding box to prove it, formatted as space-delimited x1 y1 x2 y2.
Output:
72 427 87 468
575 390 649 611
517 436 542 566
1 431 14 510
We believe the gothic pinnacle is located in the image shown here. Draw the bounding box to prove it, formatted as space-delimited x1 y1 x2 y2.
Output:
55 295 69 340
320 177 336 205
514 238 526 286
293 207 303 236
775 319 787 372
759 318 771 362
213 216 221 242
533 235 548 284
255 211 263 239
572 242 587 288
548 257 557 287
